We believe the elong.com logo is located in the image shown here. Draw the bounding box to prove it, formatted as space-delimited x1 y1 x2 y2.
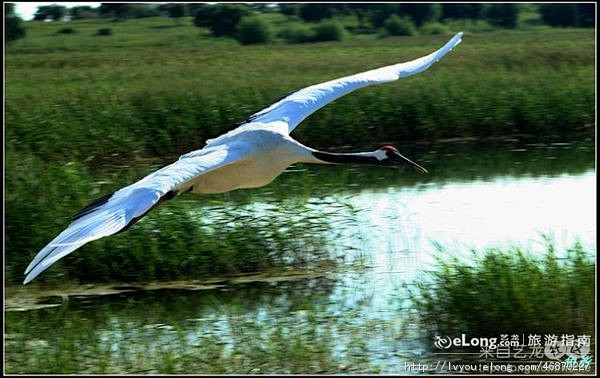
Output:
434 334 498 350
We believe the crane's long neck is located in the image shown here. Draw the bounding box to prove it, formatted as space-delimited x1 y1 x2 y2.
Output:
306 148 428 173
311 150 384 165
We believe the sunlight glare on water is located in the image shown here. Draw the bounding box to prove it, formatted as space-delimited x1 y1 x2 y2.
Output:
341 170 596 271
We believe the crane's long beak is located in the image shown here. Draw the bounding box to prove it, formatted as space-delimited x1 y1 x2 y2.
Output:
395 152 428 174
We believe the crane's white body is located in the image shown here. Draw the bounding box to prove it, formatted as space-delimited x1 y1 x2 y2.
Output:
181 125 317 194
24 33 463 284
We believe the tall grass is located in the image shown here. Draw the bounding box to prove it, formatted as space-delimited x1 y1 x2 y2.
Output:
6 26 594 162
410 241 595 340
5 154 340 284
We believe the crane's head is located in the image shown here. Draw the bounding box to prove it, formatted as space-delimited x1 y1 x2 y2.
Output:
377 145 428 174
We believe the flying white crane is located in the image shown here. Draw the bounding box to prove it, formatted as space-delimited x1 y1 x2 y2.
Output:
24 32 463 284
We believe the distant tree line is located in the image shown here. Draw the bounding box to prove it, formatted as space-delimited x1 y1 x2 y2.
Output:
187 3 525 42
10 3 596 45
278 3 523 28
27 3 596 29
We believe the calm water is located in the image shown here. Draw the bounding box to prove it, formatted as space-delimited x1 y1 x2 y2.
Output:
5 138 596 374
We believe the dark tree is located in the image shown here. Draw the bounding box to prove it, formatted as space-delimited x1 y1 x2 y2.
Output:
5 4 26 42
33 4 66 21
127 4 160 19
369 4 402 28
577 3 595 27
193 4 250 37
278 3 301 16
98 3 160 20
370 3 440 27
298 4 336 22
398 3 441 26
539 4 577 26
70 6 100 20
485 3 519 29
539 4 595 27
191 4 213 28
99 3 132 20
441 4 483 20
159 4 187 24
45 4 66 21
370 3 442 28
298 3 352 22
347 4 372 28
187 3 208 17
32 12 45 21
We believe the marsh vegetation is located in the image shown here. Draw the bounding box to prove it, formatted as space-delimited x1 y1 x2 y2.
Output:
4 9 596 374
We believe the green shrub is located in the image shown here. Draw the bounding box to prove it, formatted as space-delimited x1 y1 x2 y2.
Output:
94 28 113 36
278 23 313 44
312 20 346 42
235 15 273 45
56 27 76 35
383 15 416 36
419 21 448 35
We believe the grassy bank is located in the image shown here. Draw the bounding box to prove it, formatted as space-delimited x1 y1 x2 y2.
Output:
6 21 595 162
5 18 595 284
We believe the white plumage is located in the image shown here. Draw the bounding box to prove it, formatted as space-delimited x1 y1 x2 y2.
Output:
24 32 463 284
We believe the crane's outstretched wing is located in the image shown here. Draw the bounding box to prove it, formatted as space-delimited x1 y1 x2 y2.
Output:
23 145 246 284
243 32 463 134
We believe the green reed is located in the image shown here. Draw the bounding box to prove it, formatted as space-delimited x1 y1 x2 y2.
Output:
410 241 595 340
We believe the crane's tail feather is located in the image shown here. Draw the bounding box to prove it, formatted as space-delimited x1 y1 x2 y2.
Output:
23 188 171 284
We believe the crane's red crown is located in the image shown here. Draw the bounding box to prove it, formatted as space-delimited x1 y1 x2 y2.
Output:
380 145 399 153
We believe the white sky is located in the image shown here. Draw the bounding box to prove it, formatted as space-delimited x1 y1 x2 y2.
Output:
10 2 102 20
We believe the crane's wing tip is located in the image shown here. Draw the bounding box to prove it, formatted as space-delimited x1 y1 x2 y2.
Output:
23 263 46 284
451 31 463 44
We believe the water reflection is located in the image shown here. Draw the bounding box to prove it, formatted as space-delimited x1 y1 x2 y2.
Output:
343 171 596 267
6 278 390 374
